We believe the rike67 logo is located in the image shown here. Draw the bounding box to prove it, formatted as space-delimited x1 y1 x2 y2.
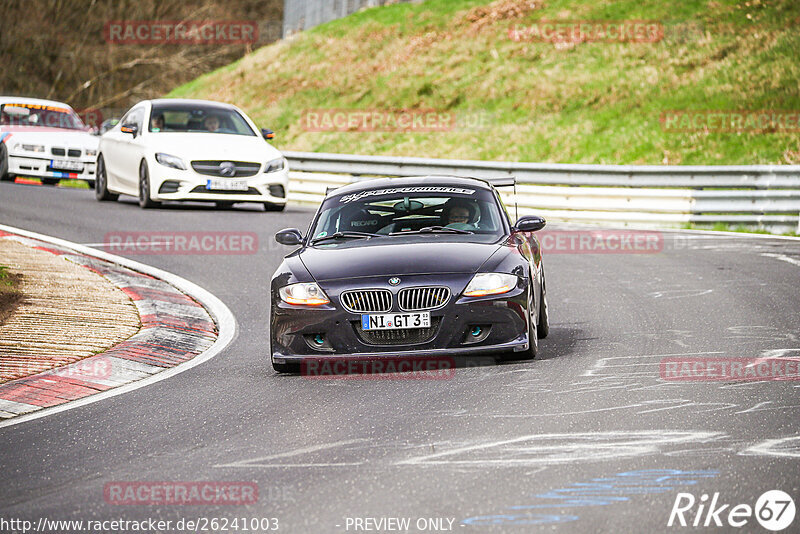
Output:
668 490 796 531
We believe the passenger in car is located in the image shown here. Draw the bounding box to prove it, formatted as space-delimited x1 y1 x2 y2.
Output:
204 115 221 132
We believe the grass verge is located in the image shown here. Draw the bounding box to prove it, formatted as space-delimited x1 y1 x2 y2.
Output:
0 265 23 326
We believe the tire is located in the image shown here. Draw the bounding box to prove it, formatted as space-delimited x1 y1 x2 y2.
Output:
503 277 538 361
95 155 118 201
138 161 160 209
41 178 60 186
263 202 286 212
0 143 12 181
272 359 300 374
537 266 549 339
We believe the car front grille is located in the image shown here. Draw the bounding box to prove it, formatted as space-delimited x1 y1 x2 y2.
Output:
191 160 261 177
354 317 441 346
51 147 82 157
398 286 450 311
340 289 392 313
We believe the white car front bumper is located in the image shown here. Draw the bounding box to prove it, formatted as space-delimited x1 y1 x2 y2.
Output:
149 163 289 204
8 153 96 181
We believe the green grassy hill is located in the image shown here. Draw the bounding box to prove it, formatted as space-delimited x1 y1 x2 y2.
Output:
169 0 800 165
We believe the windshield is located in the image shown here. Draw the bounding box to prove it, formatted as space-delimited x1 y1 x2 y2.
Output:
148 103 256 136
0 103 86 130
309 185 508 242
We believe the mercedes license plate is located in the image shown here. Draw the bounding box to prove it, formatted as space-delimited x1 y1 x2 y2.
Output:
206 179 248 191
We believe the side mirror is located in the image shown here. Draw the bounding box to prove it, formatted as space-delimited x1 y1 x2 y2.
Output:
513 215 546 233
261 128 275 140
275 228 303 246
120 124 138 137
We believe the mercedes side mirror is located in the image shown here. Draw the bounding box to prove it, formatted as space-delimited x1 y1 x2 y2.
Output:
513 215 546 232
261 128 275 140
275 228 303 246
120 124 138 137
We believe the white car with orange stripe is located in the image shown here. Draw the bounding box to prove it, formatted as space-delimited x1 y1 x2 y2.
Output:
0 97 98 186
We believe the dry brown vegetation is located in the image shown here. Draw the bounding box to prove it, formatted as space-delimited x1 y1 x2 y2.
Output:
0 0 281 119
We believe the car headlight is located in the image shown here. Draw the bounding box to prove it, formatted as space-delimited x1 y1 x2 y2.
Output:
85 149 98 157
264 157 285 173
155 152 187 170
279 282 330 306
15 143 45 152
463 273 518 297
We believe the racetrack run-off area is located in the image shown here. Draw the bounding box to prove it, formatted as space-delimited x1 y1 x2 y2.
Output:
1 181 799 532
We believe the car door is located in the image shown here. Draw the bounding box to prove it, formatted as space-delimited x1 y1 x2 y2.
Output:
101 108 132 191
116 106 145 192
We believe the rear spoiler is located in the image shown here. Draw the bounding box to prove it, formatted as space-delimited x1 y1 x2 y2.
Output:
484 177 515 187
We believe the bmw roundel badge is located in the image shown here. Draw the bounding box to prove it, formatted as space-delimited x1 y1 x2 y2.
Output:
388 277 401 286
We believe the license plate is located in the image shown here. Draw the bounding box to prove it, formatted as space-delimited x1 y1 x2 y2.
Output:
361 312 431 330
50 159 83 171
206 179 248 191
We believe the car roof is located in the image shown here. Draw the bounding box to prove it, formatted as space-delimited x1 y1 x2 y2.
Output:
146 98 237 109
328 175 496 197
0 96 74 109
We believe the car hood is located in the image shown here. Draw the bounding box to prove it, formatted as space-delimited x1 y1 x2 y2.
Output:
299 238 503 281
1 127 98 148
143 133 282 162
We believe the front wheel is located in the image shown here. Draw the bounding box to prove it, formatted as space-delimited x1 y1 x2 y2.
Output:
138 161 160 209
95 155 118 201
502 279 538 361
537 267 549 339
0 143 13 181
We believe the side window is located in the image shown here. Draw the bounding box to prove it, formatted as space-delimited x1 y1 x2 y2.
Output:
121 107 144 129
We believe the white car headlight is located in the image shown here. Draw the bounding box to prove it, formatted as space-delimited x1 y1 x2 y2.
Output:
155 152 187 170
15 143 45 152
264 157 285 173
279 282 330 306
463 273 518 297
85 149 98 157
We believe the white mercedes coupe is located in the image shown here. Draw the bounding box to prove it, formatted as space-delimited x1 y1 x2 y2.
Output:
96 99 289 211
0 97 99 186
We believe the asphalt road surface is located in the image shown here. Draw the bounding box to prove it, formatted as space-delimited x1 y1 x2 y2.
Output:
1 181 800 533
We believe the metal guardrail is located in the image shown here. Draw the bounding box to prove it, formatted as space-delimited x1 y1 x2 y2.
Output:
284 151 800 232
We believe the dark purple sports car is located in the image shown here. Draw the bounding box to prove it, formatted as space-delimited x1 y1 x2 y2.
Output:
270 176 548 373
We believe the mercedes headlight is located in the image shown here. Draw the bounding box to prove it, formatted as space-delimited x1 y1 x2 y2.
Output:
264 157 285 173
155 152 186 170
279 282 329 306
463 273 518 297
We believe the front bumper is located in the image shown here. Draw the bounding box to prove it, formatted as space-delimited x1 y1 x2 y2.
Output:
8 154 96 181
149 165 289 204
270 275 531 362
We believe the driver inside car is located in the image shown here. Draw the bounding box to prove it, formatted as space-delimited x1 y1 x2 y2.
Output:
441 200 478 230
